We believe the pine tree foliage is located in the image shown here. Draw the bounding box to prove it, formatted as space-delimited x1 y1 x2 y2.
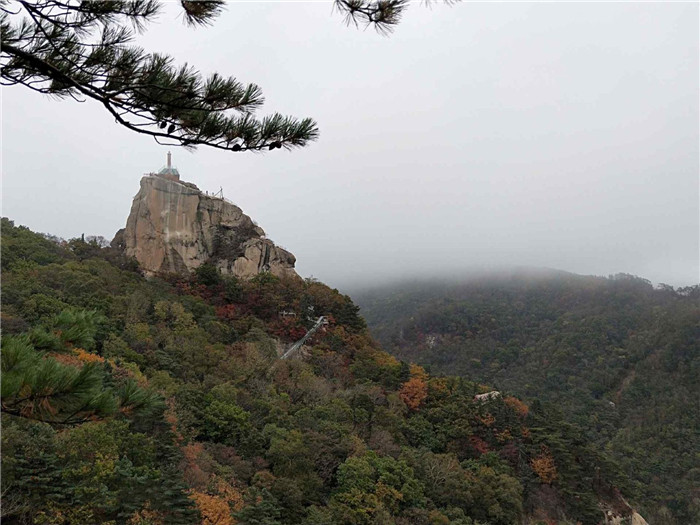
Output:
1 335 159 425
50 308 102 349
334 0 459 34
1 1 458 152
27 309 103 351
0 0 319 152
334 0 410 34
2 335 116 424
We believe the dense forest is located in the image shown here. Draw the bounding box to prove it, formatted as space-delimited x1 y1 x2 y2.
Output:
1 219 645 525
353 271 700 525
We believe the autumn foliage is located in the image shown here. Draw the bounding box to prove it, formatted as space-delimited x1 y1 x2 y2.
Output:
189 477 244 525
190 491 234 525
504 396 529 418
399 364 428 410
469 436 491 455
531 447 558 484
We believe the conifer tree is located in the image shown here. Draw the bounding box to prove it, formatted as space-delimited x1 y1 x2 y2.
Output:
1 334 159 425
1 0 430 153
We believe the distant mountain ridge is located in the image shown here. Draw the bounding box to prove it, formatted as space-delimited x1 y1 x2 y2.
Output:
353 272 700 525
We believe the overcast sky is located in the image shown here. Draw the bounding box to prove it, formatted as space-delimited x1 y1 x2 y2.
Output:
3 2 698 290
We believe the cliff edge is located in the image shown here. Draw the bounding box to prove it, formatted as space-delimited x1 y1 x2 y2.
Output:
114 174 298 280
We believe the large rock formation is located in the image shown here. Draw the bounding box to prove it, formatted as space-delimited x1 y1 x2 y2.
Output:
114 174 298 280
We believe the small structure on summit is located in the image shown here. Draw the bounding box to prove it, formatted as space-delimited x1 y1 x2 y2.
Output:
155 151 180 182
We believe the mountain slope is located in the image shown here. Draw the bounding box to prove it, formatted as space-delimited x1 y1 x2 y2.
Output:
353 271 700 524
2 220 646 525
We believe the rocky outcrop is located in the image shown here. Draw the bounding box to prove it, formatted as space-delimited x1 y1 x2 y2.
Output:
596 475 649 525
603 511 649 525
524 474 649 525
116 175 298 280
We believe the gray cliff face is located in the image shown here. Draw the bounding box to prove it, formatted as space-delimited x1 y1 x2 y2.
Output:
118 175 298 280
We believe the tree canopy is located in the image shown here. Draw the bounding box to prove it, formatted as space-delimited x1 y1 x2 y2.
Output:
1 217 636 525
1 0 435 153
355 275 700 524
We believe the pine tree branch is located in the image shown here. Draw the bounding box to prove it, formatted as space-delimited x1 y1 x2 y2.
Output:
3 0 454 154
1 0 318 153
2 42 317 151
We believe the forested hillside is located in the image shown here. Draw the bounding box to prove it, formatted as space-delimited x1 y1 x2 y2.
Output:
1 219 644 525
354 271 700 525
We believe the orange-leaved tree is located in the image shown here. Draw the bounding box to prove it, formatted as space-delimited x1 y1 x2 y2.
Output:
531 447 558 484
399 364 428 410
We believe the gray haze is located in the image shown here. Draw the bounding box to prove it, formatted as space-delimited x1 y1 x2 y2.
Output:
3 2 698 289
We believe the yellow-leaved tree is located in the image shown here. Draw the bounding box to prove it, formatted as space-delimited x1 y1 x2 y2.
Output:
399 364 429 410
